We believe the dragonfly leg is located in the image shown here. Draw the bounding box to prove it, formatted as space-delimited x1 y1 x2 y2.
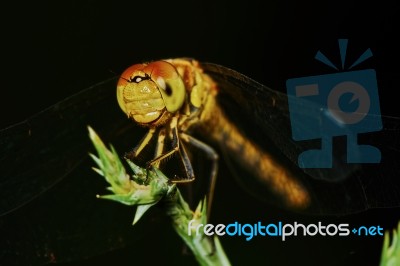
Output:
145 123 180 174
153 128 166 168
172 140 195 182
180 133 218 220
146 120 196 183
125 128 156 161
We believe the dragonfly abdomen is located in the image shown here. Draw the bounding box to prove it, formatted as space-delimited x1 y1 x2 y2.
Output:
200 96 310 209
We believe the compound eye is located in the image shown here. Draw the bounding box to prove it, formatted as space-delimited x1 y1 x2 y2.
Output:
144 61 185 113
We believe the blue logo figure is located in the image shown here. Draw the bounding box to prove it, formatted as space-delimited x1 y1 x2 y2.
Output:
286 39 382 168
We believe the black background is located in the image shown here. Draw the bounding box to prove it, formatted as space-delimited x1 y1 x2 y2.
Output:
1 0 399 265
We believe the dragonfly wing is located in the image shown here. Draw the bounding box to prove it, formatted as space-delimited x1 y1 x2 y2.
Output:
201 62 357 181
201 62 400 214
0 77 156 264
0 77 132 216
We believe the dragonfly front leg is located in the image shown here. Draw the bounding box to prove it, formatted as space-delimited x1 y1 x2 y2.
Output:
153 128 166 168
146 125 180 170
147 117 196 183
125 127 156 161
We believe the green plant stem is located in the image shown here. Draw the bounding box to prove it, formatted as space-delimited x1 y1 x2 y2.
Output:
88 126 231 266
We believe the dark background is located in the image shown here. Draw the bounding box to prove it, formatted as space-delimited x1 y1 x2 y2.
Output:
1 0 399 265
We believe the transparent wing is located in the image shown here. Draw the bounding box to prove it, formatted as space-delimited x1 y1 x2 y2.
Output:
202 62 400 214
0 78 165 264
0 77 128 216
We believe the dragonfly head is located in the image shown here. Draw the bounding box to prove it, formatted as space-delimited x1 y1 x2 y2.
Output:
117 61 186 126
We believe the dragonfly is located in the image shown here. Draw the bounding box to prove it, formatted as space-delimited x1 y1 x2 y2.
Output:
1 58 399 265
